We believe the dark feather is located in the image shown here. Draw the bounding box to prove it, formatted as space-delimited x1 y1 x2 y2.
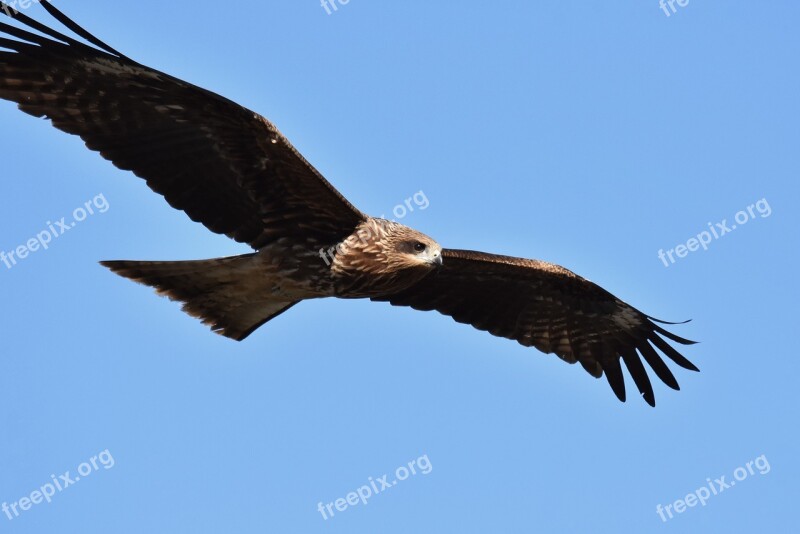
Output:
602 357 627 403
638 340 680 391
650 334 700 372
39 0 128 59
620 346 655 407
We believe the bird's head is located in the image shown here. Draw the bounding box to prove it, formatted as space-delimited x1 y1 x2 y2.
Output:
330 218 443 296
387 228 443 270
379 220 443 271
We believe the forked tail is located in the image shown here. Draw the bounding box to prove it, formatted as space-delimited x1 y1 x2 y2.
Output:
101 254 299 341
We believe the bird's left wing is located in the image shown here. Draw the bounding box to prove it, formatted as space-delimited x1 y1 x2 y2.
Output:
373 249 698 406
0 2 365 250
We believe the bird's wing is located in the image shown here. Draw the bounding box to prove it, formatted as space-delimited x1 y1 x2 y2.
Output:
373 249 698 406
0 2 365 250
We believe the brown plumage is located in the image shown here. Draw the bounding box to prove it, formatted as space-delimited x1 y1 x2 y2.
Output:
0 2 698 406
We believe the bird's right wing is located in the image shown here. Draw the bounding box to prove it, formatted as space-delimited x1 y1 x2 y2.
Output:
0 2 365 250
373 249 699 406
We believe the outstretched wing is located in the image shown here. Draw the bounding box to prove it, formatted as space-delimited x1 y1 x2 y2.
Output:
0 2 365 250
373 249 699 406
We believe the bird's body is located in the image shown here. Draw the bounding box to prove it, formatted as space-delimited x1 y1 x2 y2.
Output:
105 217 443 340
0 2 699 405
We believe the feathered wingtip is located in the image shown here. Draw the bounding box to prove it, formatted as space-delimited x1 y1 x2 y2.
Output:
598 311 700 407
642 314 700 373
647 316 699 346
647 315 692 326
0 0 131 61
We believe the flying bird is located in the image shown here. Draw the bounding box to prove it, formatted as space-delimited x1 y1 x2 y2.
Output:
0 2 698 406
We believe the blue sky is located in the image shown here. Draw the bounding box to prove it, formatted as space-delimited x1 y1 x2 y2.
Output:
1 1 797 532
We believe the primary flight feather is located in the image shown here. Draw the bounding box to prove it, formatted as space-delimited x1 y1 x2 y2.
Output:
0 2 698 406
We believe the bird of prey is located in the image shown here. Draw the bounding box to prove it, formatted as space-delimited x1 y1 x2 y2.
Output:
0 2 698 406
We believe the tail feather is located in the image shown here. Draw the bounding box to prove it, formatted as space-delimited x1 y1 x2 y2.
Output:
101 254 299 341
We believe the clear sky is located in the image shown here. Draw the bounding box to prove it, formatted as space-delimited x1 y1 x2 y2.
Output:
1 1 797 532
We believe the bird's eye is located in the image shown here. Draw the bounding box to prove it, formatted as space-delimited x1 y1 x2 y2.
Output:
413 242 427 252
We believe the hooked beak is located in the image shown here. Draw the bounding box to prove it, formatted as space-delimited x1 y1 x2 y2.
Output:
431 252 443 268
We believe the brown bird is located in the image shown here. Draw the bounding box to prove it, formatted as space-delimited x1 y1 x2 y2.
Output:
0 2 698 406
